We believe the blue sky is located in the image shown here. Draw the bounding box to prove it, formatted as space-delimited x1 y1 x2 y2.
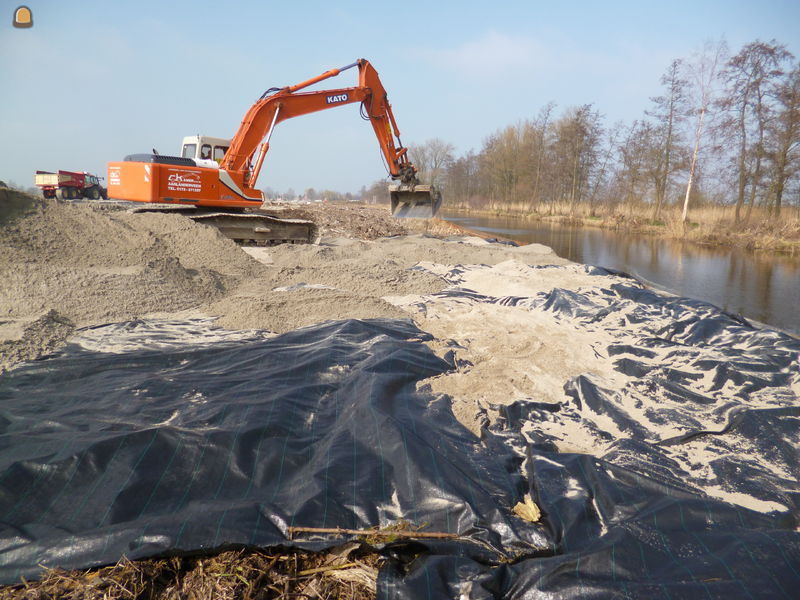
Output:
2 0 798 194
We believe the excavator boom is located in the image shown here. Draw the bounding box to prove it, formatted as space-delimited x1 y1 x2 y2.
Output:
107 59 440 222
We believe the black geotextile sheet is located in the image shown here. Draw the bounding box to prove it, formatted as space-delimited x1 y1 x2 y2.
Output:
1 302 799 597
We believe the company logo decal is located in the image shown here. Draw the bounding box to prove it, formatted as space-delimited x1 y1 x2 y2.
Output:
326 93 348 104
168 172 200 183
167 169 202 192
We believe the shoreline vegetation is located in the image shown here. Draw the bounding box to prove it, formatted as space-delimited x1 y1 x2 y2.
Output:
440 200 800 255
361 38 800 258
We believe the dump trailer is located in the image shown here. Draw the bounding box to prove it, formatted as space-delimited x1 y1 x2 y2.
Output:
107 59 441 245
35 170 107 200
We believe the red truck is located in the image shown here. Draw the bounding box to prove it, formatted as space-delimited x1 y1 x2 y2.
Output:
34 170 108 200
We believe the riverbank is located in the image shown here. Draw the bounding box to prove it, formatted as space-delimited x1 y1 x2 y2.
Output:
443 202 800 254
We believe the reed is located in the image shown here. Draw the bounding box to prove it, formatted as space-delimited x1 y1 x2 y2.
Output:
445 201 800 254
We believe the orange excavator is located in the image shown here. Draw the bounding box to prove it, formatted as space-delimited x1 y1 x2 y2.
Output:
107 59 441 244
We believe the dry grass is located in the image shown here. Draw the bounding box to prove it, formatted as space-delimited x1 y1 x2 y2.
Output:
405 217 468 238
0 545 383 600
448 201 800 254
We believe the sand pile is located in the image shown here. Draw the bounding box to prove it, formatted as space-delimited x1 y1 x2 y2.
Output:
0 197 263 372
3 199 796 515
0 199 567 373
208 236 568 332
268 202 410 240
0 185 44 224
386 261 630 434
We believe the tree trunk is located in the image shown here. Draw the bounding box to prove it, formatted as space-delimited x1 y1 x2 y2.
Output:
652 176 665 222
569 155 579 215
772 153 788 218
744 151 761 224
653 101 674 223
682 106 706 224
733 106 748 223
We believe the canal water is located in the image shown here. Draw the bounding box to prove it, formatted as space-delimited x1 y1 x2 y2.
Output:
442 212 800 335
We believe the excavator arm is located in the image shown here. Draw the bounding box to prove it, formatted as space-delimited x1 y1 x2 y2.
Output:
223 59 439 217
107 59 440 219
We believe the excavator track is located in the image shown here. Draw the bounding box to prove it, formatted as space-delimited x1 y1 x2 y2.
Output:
128 205 317 246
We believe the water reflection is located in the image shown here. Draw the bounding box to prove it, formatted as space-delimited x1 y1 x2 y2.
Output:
443 213 800 335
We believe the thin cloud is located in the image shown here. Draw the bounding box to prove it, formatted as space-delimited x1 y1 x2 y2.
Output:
424 31 549 75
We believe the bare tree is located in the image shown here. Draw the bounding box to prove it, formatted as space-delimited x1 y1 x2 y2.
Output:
479 125 526 207
617 120 653 215
444 150 480 207
529 102 556 207
766 63 800 217
551 105 603 214
647 60 690 221
682 40 727 224
361 179 390 204
587 121 624 215
720 40 792 223
408 138 455 187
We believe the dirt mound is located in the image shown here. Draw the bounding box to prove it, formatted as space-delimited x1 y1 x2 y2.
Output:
266 202 410 240
203 235 565 333
0 187 44 226
268 201 468 240
212 286 411 332
0 201 266 372
0 200 568 373
0 310 74 375
2 201 261 275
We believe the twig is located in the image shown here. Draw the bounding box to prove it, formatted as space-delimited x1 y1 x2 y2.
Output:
287 526 458 540
297 562 359 577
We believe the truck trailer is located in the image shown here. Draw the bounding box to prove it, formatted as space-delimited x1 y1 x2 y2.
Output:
34 170 107 200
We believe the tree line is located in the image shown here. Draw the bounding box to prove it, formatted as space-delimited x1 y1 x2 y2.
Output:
375 39 799 224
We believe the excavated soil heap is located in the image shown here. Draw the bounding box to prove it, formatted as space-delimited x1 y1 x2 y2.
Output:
2 196 557 374
0 195 260 372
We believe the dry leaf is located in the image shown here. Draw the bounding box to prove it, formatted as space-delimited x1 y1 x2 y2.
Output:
512 494 541 523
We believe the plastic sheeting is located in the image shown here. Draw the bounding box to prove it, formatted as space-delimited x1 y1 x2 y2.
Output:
384 265 800 598
403 262 800 515
0 318 543 586
1 267 799 597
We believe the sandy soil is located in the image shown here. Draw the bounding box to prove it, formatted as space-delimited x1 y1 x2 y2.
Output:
0 195 563 372
387 261 628 436
2 192 797 514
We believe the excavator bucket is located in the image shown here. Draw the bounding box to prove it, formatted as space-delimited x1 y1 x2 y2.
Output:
389 184 442 218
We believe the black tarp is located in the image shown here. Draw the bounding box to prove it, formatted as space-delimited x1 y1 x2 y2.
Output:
0 319 546 586
1 272 799 598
